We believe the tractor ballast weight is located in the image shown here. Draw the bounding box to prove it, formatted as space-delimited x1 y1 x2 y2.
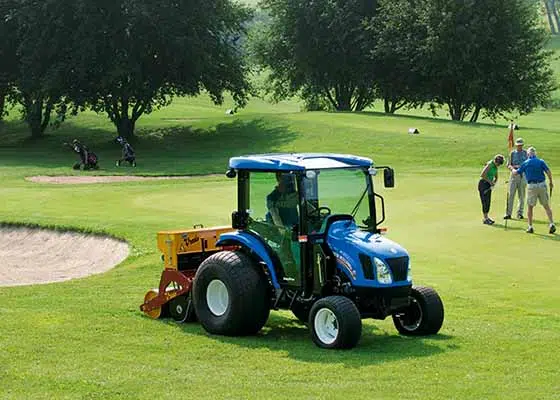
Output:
141 153 444 349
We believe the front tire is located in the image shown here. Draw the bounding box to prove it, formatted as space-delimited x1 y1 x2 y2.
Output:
309 296 362 349
192 251 270 336
392 286 444 336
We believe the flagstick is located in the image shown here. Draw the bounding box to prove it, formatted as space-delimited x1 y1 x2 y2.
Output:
505 121 515 230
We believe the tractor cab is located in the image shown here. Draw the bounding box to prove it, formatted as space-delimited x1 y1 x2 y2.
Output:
224 153 396 294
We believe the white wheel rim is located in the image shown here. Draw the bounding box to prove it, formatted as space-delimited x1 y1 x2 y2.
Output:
206 280 229 316
314 308 339 345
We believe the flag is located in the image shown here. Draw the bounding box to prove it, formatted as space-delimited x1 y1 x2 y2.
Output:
507 122 514 154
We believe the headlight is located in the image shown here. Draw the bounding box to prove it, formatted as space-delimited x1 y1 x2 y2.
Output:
374 257 392 284
407 259 412 282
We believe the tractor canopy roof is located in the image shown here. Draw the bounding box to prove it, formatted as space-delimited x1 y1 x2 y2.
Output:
229 153 372 171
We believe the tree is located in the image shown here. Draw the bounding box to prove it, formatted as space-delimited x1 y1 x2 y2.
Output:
550 0 560 32
544 0 558 34
251 0 378 112
0 0 78 137
370 0 430 113
69 0 252 139
0 0 16 121
415 0 555 121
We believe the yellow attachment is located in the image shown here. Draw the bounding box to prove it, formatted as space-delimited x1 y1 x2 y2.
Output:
157 226 235 269
143 289 162 319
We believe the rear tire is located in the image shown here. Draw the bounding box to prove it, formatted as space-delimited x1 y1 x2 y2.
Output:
309 296 362 349
193 251 270 336
392 286 444 336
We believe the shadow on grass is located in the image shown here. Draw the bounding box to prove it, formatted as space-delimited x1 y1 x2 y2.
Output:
491 221 560 241
169 312 455 366
0 118 298 174
356 110 560 134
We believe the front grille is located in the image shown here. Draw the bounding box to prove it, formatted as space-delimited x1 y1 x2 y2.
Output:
385 256 409 282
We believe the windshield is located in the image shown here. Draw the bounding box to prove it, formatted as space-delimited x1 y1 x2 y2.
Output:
303 168 372 232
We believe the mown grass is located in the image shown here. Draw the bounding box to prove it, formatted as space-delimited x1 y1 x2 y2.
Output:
1 62 560 400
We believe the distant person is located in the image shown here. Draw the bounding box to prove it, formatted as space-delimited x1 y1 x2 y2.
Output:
115 136 136 167
478 154 505 225
504 138 528 220
511 147 555 234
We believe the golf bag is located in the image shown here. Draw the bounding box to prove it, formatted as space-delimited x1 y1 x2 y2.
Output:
71 140 99 170
115 136 136 167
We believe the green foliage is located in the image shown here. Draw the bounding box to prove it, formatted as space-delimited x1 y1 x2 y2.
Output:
68 0 252 138
0 0 77 137
0 0 16 121
371 0 429 113
402 0 557 121
250 0 378 111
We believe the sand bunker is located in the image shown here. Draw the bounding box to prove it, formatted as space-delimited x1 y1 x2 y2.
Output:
26 175 222 184
0 226 129 287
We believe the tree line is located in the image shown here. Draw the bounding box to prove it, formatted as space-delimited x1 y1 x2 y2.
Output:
251 0 557 121
0 0 251 138
0 0 557 139
543 0 560 34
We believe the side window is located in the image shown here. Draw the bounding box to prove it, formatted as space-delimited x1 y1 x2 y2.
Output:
249 172 299 227
248 172 276 222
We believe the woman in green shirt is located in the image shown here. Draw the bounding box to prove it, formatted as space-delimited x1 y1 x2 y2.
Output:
478 154 505 225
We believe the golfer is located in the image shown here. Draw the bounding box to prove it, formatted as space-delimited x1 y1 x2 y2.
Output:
504 138 528 220
511 147 555 234
478 154 505 225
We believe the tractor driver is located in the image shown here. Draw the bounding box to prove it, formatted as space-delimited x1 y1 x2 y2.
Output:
266 172 299 228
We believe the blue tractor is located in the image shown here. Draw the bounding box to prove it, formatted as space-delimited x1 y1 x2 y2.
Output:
143 153 444 349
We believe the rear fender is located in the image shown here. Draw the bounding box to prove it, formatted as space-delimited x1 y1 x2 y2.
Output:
217 231 280 289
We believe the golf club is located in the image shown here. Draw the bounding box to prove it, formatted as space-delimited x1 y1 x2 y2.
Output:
505 180 509 230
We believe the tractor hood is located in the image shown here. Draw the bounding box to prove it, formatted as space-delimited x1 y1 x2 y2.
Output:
326 220 410 286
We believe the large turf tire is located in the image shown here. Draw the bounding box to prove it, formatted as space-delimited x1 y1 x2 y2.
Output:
392 286 444 336
309 296 362 349
192 251 270 336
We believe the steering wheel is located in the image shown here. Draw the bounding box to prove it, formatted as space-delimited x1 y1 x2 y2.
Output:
309 206 331 219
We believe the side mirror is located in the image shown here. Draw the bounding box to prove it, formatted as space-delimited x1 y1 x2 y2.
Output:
225 168 237 178
384 168 395 188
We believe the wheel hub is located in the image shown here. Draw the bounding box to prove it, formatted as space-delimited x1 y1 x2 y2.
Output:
206 279 229 316
314 308 339 345
397 298 422 331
